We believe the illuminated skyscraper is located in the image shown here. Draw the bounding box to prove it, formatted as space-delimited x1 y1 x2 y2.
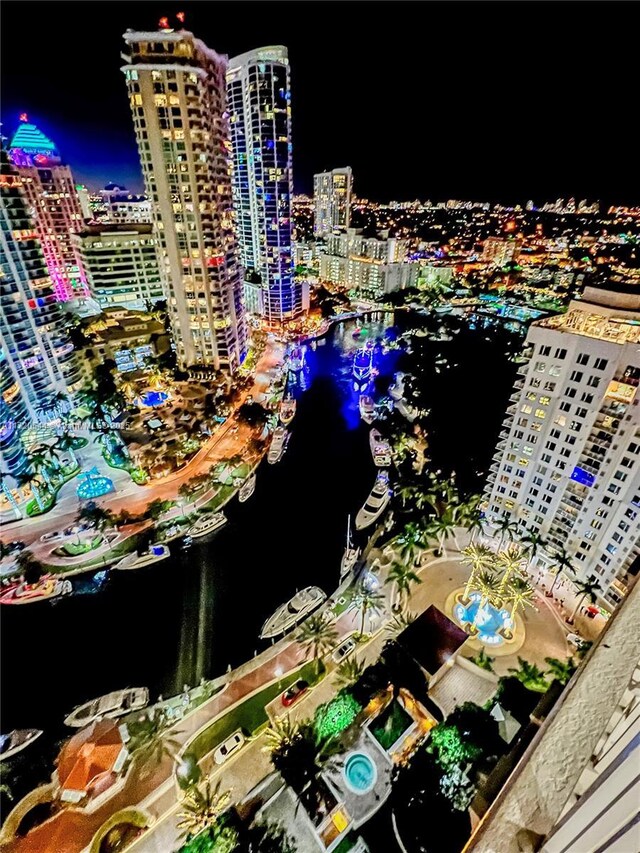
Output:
122 24 247 372
484 284 640 611
227 46 306 321
314 167 352 237
0 150 81 421
8 118 88 301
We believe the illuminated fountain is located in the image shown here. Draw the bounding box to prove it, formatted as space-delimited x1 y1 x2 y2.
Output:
136 390 169 408
76 467 114 500
454 592 514 647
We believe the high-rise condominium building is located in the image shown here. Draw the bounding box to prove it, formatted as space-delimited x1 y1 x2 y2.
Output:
319 228 418 299
484 284 640 612
227 46 305 322
122 26 247 372
314 167 352 237
482 236 523 267
99 183 152 224
0 151 81 422
72 224 162 311
8 119 88 302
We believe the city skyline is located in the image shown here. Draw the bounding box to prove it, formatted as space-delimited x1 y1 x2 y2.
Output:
2 1 638 206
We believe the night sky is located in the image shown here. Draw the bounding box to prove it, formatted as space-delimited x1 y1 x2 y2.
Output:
2 1 638 205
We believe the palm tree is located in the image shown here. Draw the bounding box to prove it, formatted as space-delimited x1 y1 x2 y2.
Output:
76 501 115 532
27 445 53 489
54 431 79 469
349 588 385 637
507 657 549 693
263 715 302 756
51 390 70 418
472 569 502 625
466 511 486 544
334 656 366 689
497 544 526 594
385 561 422 609
506 576 535 622
427 507 458 557
177 778 231 841
547 547 575 597
396 521 426 566
0 471 22 519
461 543 495 600
127 708 181 772
520 530 547 563
15 471 48 513
469 648 495 672
384 609 416 637
296 615 338 677
496 515 519 547
545 656 577 685
568 577 602 624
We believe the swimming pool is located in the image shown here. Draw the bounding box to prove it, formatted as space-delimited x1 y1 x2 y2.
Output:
138 390 169 408
343 751 377 795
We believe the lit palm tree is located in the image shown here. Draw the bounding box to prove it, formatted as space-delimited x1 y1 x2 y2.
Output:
119 379 138 402
497 544 526 594
334 656 366 689
349 588 385 637
15 471 48 513
263 715 301 755
296 615 338 676
568 577 602 625
27 445 53 489
54 431 79 469
396 521 426 566
472 569 502 626
177 778 231 841
461 543 495 600
0 471 22 520
506 575 535 622
385 561 422 609
545 656 577 685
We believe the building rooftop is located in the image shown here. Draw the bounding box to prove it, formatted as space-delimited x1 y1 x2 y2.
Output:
396 605 469 676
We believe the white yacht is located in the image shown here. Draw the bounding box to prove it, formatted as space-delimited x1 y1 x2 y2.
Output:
340 516 360 579
359 395 375 424
115 543 170 571
238 473 257 503
64 687 149 728
353 344 374 391
355 470 391 530
188 512 227 539
280 396 296 425
268 426 288 464
0 729 43 761
369 428 392 467
260 586 326 639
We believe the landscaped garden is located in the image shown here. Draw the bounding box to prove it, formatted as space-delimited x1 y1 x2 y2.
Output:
55 535 103 558
369 699 413 751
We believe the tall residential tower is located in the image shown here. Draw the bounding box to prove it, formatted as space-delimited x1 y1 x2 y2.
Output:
314 167 352 237
8 119 88 302
122 25 247 372
227 46 305 322
484 284 640 612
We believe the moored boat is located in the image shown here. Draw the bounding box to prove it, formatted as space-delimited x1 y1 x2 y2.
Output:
0 576 72 605
280 396 296 425
369 428 392 467
289 347 304 372
340 516 360 579
355 470 391 530
359 395 375 424
0 729 43 761
260 586 326 639
115 544 170 571
188 512 227 539
353 344 374 390
238 473 257 503
268 426 288 464
64 687 149 728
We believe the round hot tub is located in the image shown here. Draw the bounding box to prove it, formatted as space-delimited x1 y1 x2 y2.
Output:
343 751 377 795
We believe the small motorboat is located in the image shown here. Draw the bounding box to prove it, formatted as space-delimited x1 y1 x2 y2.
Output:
355 470 392 530
115 544 170 571
369 428 392 467
260 586 326 639
181 535 193 551
188 512 227 539
64 687 149 728
268 427 288 465
0 729 43 761
280 396 296 425
359 395 375 424
340 516 360 579
238 473 257 503
0 576 72 605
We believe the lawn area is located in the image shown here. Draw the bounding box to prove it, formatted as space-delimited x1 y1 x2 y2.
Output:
188 660 318 763
200 483 234 512
369 699 414 751
46 532 141 574
56 534 103 557
25 464 81 516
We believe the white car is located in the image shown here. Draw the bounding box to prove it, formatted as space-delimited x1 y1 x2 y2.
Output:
213 730 245 765
566 632 587 650
332 635 357 664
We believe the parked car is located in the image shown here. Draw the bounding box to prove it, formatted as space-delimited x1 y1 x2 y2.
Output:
213 730 245 765
566 632 587 650
281 679 309 708
332 635 357 664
